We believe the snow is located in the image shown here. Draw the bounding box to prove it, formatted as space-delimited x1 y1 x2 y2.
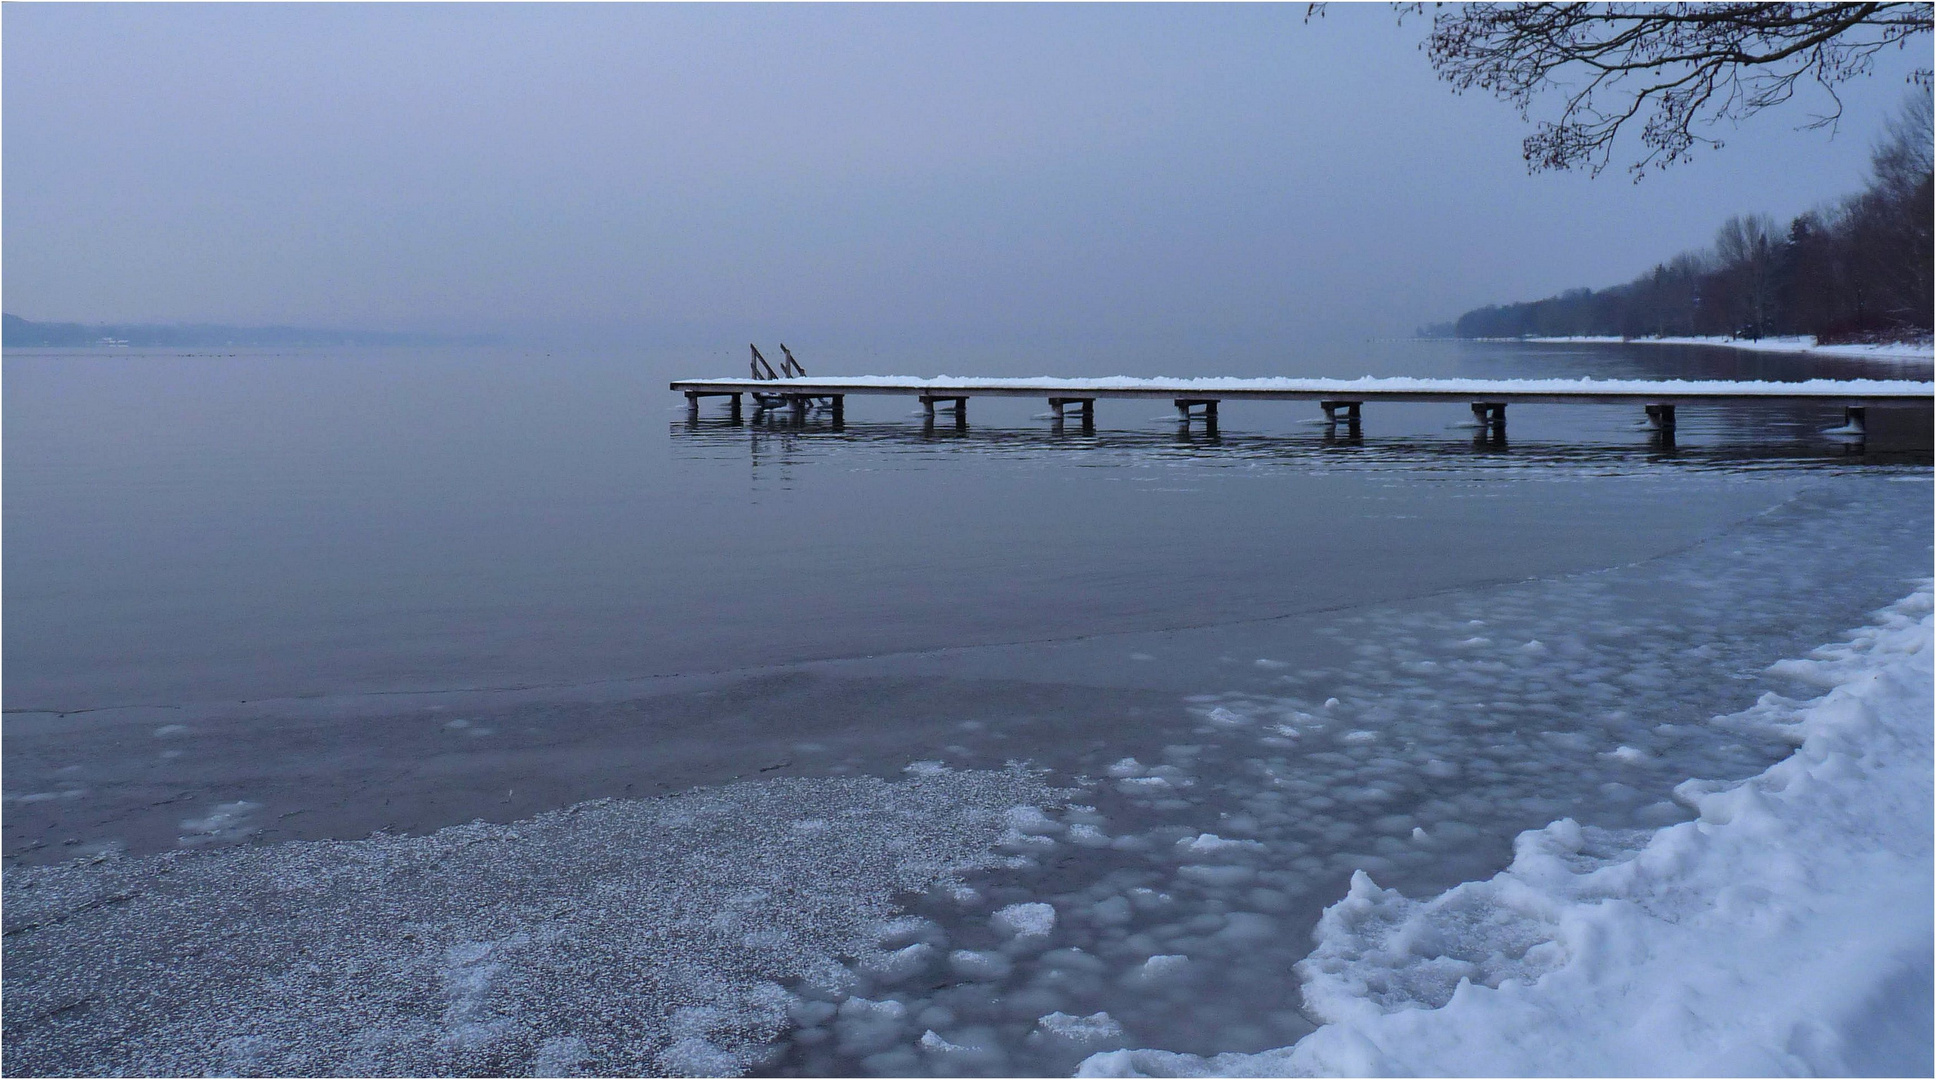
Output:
1525 334 1935 363
1 767 1063 1076
993 901 1059 937
1080 584 1934 1078
685 373 1932 398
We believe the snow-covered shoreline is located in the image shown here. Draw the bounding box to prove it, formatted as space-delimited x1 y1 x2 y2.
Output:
1082 583 1936 1077
1518 334 1935 363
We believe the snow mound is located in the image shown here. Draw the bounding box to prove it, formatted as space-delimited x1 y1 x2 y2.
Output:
1526 334 1935 363
1081 584 1934 1078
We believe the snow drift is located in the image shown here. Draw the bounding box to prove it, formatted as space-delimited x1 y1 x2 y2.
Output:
1082 584 1935 1077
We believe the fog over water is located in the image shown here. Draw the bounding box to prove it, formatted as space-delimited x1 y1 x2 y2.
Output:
4 4 1928 346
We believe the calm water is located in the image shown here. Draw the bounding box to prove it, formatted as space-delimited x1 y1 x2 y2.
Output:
4 338 1925 710
3 338 1930 1076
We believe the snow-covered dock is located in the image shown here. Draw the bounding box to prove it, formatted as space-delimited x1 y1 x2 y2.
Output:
670 374 1934 432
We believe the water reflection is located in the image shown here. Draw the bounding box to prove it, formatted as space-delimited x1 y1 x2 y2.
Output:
674 411 1929 474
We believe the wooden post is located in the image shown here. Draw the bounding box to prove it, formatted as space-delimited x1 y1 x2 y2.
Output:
686 391 701 421
750 345 780 380
790 396 807 423
1645 403 1675 430
1321 400 1361 425
921 396 967 426
729 393 743 423
1471 402 1506 429
830 395 844 425
778 343 807 378
1050 397 1094 427
1844 406 1867 433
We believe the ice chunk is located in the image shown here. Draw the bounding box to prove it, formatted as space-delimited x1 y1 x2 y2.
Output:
947 949 1013 980
1004 806 1062 835
1035 1011 1126 1045
992 902 1056 937
179 801 262 844
918 1029 964 1053
1138 954 1189 981
1116 776 1170 793
1067 823 1112 848
859 942 934 984
1175 833 1264 855
1211 912 1278 945
1177 864 1255 887
873 916 941 949
1087 896 1132 927
834 997 908 1057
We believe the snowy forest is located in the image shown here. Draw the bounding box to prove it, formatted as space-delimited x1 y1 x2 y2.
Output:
1445 95 1934 343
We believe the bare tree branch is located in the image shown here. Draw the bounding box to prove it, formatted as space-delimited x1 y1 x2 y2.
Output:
1413 3 1934 177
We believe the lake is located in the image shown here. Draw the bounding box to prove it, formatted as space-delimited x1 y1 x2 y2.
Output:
3 337 1929 1076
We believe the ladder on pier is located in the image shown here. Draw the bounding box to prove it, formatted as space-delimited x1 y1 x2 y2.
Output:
678 344 841 422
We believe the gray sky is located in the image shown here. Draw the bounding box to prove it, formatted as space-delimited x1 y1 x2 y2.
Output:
5 3 1927 345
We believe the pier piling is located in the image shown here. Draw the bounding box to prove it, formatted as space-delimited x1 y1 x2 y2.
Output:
672 375 1931 443
1471 402 1507 430
921 395 968 430
1175 399 1219 431
1050 397 1096 431
1320 400 1362 426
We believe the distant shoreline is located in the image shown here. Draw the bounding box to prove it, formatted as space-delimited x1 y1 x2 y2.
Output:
0 313 484 349
1497 334 1934 364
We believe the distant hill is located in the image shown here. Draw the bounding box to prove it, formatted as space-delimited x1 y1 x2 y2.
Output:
2 313 479 348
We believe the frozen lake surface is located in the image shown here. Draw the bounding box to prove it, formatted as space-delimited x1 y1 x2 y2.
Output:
3 339 1930 1075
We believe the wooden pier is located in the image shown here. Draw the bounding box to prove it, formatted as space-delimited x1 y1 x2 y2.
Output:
673 374 1933 436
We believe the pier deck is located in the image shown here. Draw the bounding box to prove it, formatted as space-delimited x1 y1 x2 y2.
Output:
672 374 1933 432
